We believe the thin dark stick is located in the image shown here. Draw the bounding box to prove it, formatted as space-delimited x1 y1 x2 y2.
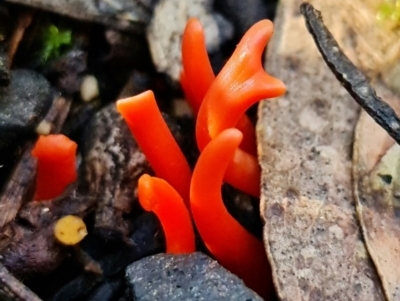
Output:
300 2 400 145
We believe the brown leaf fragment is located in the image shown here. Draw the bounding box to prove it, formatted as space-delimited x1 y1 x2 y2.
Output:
353 83 400 301
0 149 36 228
300 2 400 146
0 223 66 277
257 0 384 300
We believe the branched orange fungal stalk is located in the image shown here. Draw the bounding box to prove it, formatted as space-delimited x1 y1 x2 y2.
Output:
193 19 285 197
196 19 286 148
181 18 257 156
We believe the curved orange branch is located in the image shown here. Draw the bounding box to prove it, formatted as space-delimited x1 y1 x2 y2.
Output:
181 18 214 116
190 128 272 299
196 19 286 150
181 18 257 155
117 91 192 207
138 174 195 254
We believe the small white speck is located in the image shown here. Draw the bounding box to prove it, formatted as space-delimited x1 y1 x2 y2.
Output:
391 122 400 130
358 86 369 97
42 207 50 213
329 224 344 240
80 75 99 102
36 120 52 135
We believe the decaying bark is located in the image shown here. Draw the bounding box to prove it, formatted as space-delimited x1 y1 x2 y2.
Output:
0 149 36 228
257 0 384 299
353 84 400 301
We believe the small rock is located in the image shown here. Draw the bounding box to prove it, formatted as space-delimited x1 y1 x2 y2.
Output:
86 277 125 301
215 0 272 38
46 49 87 95
147 0 234 82
126 252 263 301
80 75 99 102
0 69 53 186
0 69 53 137
130 212 165 256
0 50 9 86
3 0 157 33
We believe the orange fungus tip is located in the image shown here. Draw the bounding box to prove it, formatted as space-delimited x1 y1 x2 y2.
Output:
116 91 192 208
31 134 78 201
181 17 215 115
190 19 284 195
138 174 195 254
190 128 272 298
181 17 258 156
196 19 286 149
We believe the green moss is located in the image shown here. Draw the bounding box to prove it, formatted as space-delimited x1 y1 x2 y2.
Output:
40 24 72 63
377 0 400 27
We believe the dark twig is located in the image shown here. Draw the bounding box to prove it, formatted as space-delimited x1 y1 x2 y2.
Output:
0 263 43 301
300 2 400 145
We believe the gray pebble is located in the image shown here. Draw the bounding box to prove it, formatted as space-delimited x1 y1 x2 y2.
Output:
3 0 157 33
126 252 263 301
0 51 9 86
146 0 234 82
0 69 53 171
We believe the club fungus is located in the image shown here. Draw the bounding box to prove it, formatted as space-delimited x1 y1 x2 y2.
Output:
115 18 286 298
138 174 195 254
54 215 87 246
195 19 286 150
189 19 285 196
181 17 257 156
116 91 192 206
31 134 77 201
190 128 272 299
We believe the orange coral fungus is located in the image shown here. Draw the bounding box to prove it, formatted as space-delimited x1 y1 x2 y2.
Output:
181 18 214 115
181 18 257 156
225 147 260 198
196 19 286 150
116 91 192 207
32 134 77 201
138 174 195 254
192 19 285 197
190 128 272 299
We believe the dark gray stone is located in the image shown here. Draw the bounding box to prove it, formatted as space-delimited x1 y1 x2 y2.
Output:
215 0 272 38
126 252 263 301
0 69 53 184
3 0 157 33
0 51 9 86
0 69 53 134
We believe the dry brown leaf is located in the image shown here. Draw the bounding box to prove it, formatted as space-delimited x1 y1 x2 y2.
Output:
258 0 385 299
353 83 400 301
